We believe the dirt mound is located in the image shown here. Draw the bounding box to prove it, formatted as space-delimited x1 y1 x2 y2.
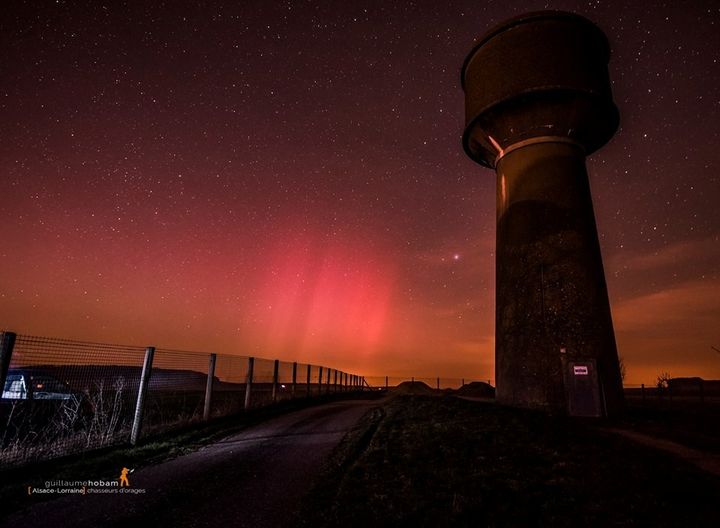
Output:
455 381 495 398
392 381 436 395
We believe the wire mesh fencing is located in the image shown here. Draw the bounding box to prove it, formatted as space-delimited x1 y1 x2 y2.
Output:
623 382 720 408
0 331 364 469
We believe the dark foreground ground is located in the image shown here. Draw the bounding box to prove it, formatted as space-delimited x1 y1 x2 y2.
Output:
1 395 381 528
3 393 719 527
300 394 720 527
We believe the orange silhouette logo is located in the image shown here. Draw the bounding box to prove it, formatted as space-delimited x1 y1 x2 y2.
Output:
119 467 130 487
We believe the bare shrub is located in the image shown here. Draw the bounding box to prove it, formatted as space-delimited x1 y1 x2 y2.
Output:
0 376 129 467
85 376 126 446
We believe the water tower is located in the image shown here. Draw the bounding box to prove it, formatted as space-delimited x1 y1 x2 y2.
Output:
461 11 624 416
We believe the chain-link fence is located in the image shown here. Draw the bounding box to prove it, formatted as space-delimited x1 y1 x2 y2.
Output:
0 331 365 468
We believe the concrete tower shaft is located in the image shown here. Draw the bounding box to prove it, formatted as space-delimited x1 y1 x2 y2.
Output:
461 11 624 416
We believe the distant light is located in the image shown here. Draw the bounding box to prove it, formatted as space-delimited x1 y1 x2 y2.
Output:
281 384 286 388
453 254 460 261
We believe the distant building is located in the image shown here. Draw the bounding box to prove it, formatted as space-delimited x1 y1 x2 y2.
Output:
668 377 720 396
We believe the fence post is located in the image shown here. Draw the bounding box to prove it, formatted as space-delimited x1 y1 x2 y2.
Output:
306 364 311 397
290 361 297 399
317 366 323 397
699 379 705 405
411 376 415 386
130 346 155 446
326 368 331 394
462 378 465 387
292 362 297 398
203 353 216 421
333 369 338 393
272 359 279 403
244 357 254 410
0 331 17 397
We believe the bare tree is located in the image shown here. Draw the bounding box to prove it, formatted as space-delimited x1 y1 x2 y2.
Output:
657 372 671 390
618 356 627 382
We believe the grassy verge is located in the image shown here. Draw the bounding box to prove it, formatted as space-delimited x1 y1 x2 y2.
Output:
300 394 720 527
294 399 386 526
0 393 363 517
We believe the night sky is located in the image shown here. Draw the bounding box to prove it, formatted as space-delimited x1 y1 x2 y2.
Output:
1 1 718 384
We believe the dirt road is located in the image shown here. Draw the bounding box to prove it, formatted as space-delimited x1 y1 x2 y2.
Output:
4 396 380 528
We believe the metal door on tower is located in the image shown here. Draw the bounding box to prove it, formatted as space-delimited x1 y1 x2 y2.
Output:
563 359 603 417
